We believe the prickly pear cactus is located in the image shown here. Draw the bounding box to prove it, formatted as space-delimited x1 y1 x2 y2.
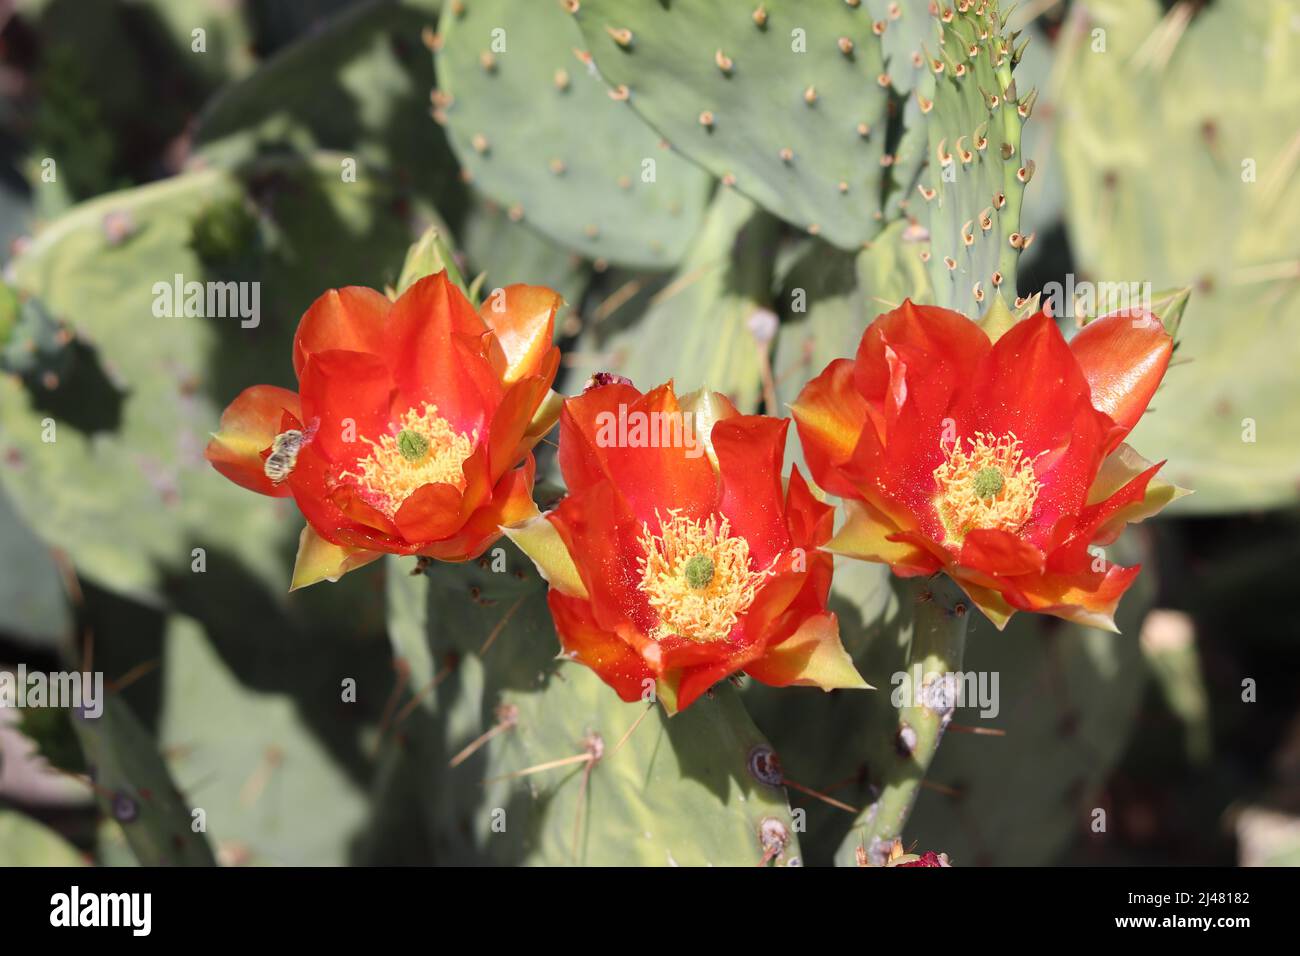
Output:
435 0 711 268
376 550 803 866
194 0 463 222
1056 0 1300 511
574 0 892 249
911 0 1037 316
570 188 779 412
0 153 429 599
70 694 217 867
742 536 1155 866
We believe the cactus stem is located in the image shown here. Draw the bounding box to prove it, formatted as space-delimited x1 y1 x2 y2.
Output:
851 576 970 865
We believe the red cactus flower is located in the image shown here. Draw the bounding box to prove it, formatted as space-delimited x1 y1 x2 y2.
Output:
792 301 1186 630
205 272 563 588
506 381 867 713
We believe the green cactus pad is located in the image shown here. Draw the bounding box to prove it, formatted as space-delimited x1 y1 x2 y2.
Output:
435 0 711 268
569 188 778 411
742 535 1153 866
1056 0 1300 512
71 694 218 866
194 0 464 225
912 0 1034 316
574 0 892 249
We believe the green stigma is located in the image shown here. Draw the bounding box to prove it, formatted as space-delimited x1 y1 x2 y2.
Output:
973 466 1005 499
683 554 715 590
397 430 430 462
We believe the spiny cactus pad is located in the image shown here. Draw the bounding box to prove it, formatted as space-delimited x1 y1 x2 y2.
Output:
71 694 217 867
573 0 892 249
435 0 711 268
912 0 1035 316
1057 0 1300 511
570 188 778 411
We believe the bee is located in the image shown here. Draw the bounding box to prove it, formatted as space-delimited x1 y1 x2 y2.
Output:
263 427 312 485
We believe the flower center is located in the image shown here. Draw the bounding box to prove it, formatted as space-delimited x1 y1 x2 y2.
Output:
341 403 475 518
636 510 770 643
683 554 715 589
933 431 1041 542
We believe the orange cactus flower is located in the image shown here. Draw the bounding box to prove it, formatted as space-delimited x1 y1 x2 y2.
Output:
506 379 867 714
792 300 1187 631
205 272 563 588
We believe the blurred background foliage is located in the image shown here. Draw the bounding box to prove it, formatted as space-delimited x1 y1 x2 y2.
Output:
0 0 1297 865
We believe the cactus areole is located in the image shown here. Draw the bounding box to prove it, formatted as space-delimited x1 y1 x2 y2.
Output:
205 272 565 589
792 300 1183 631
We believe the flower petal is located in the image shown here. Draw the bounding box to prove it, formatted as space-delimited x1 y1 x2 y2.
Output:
790 358 868 500
289 524 383 590
563 382 719 526
392 444 492 544
291 286 394 380
385 273 501 435
503 506 589 599
1069 309 1173 446
853 299 990 443
1005 562 1142 632
487 353 561 480
205 385 302 497
953 313 1114 544
744 612 871 691
1085 442 1190 545
421 455 539 561
959 528 1046 578
548 591 655 703
298 349 395 465
827 499 943 577
478 284 562 384
713 415 791 565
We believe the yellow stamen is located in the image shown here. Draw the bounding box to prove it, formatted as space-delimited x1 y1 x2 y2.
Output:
341 403 475 518
637 510 771 643
933 431 1041 542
